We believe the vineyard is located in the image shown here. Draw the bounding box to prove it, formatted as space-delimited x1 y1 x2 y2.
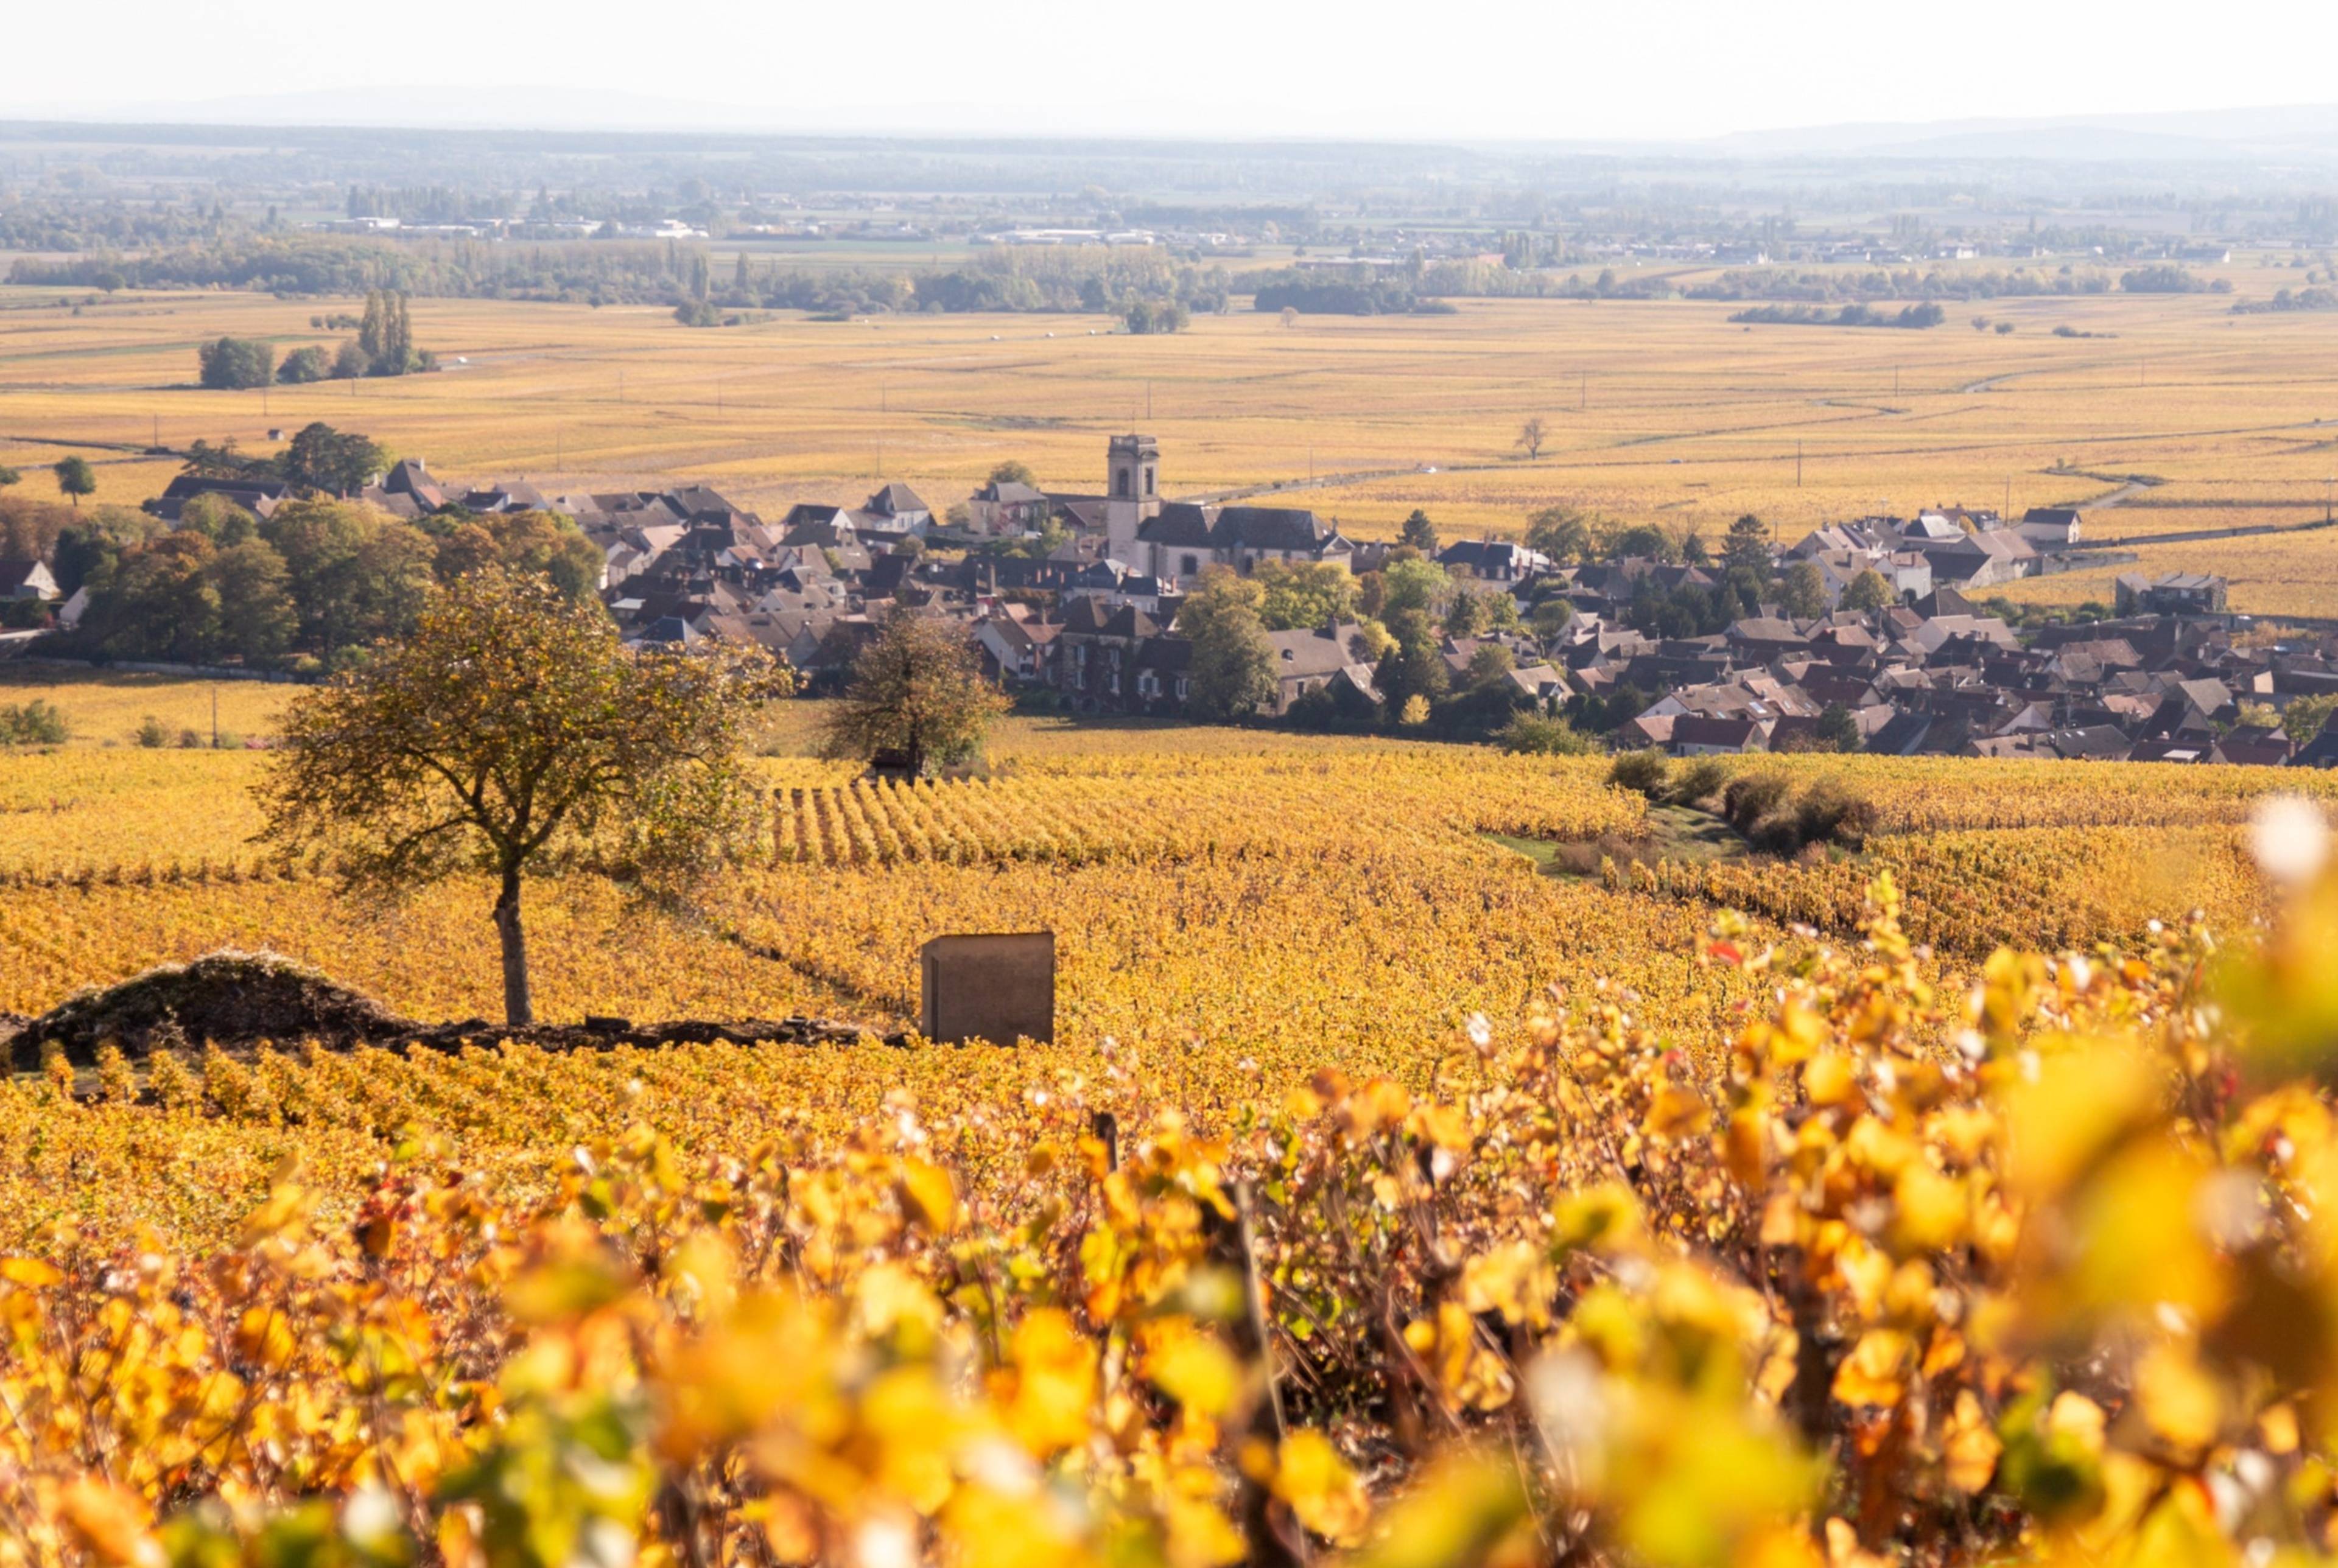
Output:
13 679 2338 1566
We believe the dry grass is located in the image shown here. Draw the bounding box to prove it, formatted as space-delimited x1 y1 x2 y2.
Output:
7 264 2338 610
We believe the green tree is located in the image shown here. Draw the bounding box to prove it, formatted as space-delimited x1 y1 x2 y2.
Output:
357 291 386 363
332 340 372 379
259 571 788 1025
1398 509 1439 554
261 498 436 657
1841 569 1894 612
1605 523 1677 563
281 422 388 497
1254 559 1356 631
2282 693 2338 744
431 509 605 603
818 607 1011 776
1816 703 1864 753
277 345 331 383
1380 556 1451 617
0 466 19 488
1525 505 1596 567
196 337 276 390
210 538 299 662
988 460 1037 488
1374 606 1450 716
177 492 256 546
1464 642 1516 689
1777 560 1827 620
1179 567 1280 720
1722 514 1772 579
52 457 96 508
87 531 220 661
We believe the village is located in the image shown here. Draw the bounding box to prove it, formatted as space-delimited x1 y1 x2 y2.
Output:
9 430 2338 767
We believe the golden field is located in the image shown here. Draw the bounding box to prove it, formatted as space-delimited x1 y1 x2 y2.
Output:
9 259 2338 612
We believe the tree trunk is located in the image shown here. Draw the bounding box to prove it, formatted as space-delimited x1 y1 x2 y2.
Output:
492 867 534 1026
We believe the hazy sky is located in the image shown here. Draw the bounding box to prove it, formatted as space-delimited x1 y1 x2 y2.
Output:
13 0 2338 142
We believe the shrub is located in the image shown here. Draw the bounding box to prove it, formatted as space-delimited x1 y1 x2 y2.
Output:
1793 778 1878 851
135 715 169 748
1666 756 1731 808
0 698 68 745
1497 712 1595 756
1607 749 1670 798
1721 771 1792 833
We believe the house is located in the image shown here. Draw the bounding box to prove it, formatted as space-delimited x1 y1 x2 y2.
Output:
1670 715 1768 756
145 474 291 525
1264 623 1381 713
965 479 1052 537
1437 539 1551 583
860 482 933 535
2115 572 2229 616
2017 507 2084 548
1136 503 1355 586
0 558 59 601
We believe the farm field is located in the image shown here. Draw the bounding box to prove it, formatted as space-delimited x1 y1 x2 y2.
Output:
10 260 2338 612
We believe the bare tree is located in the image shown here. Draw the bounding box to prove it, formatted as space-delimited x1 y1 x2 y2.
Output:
1515 417 1549 461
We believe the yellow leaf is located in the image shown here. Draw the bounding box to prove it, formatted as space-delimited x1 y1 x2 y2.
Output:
897 1159 958 1236
0 1256 62 1289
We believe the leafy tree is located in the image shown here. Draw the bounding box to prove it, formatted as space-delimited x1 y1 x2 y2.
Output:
1464 642 1516 689
178 492 256 545
427 509 604 603
1179 568 1279 720
1516 416 1548 460
1445 589 1484 638
1721 514 1772 579
209 538 298 662
1777 560 1827 620
0 466 18 488
1496 712 1593 755
281 422 388 497
1529 597 1576 644
2282 693 2338 744
332 340 372 379
1525 505 1596 567
52 456 95 508
260 572 787 1025
1680 528 1710 566
1605 523 1677 563
1374 606 1449 716
988 460 1037 488
276 345 331 383
1841 569 1894 612
1380 556 1450 616
261 498 436 658
358 292 386 363
819 607 1010 775
1816 703 1864 753
85 531 221 662
1254 559 1355 632
196 337 275 390
1398 509 1439 554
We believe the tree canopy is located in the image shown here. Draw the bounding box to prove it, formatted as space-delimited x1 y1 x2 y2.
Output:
1179 567 1279 721
818 608 1010 777
258 571 788 1024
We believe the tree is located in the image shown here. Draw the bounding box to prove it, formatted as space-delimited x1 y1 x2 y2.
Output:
1516 416 1549 460
1778 560 1827 620
1464 642 1516 689
53 457 95 508
1398 509 1439 554
1374 606 1449 717
357 292 386 365
209 538 298 662
1816 703 1864 753
277 345 331 383
1525 505 1596 567
819 607 1010 776
259 572 787 1025
178 492 256 546
1180 568 1280 720
332 340 372 380
197 337 276 390
1722 514 1773 579
262 498 436 657
1380 556 1451 617
988 460 1037 488
0 467 18 488
2282 693 2338 744
1254 559 1356 631
1606 523 1677 563
281 422 388 497
1841 569 1894 612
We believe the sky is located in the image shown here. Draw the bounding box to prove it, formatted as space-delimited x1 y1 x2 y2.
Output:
11 0 2338 144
